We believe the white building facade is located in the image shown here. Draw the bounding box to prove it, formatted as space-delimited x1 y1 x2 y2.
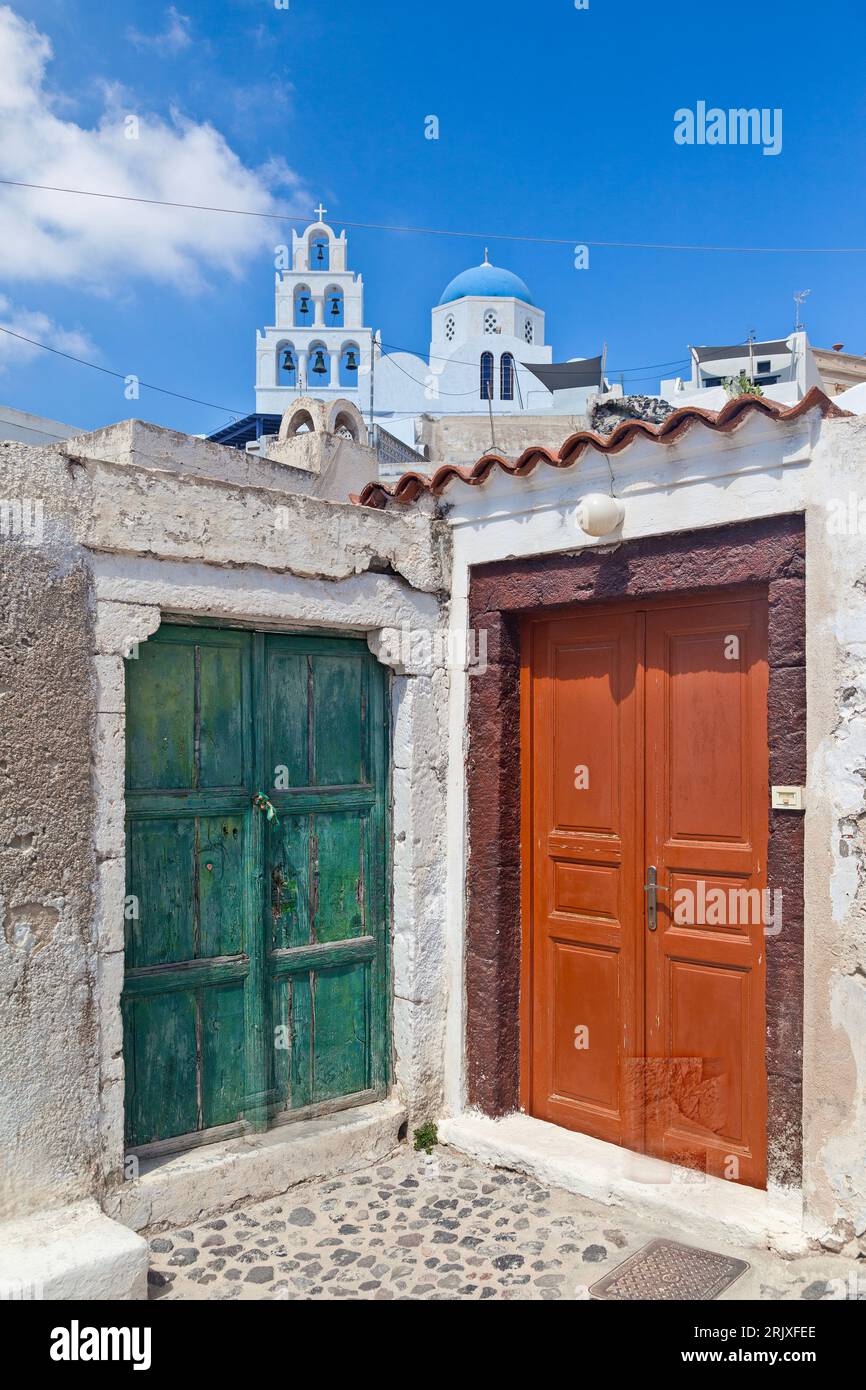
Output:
253 216 607 450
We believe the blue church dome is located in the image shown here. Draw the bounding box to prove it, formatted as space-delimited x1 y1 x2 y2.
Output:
438 254 534 307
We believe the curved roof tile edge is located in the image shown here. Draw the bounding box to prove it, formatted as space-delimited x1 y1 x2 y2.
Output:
356 388 850 510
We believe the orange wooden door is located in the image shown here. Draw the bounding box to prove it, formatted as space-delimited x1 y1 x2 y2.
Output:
522 595 768 1188
644 599 767 1187
522 611 643 1150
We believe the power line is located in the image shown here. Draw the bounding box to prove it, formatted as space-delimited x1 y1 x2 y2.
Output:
0 325 246 415
0 320 692 427
0 414 76 442
378 338 690 376
2 178 866 255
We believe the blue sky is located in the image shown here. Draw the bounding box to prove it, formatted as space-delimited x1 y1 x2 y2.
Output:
2 0 865 437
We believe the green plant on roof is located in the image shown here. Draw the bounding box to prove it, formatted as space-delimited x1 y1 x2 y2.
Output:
723 371 764 399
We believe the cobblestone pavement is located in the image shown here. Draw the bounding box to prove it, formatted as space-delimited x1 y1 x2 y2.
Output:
147 1142 863 1301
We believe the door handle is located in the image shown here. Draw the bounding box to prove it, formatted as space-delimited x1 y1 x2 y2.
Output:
643 865 669 932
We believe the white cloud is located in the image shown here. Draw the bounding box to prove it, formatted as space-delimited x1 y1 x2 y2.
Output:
0 295 95 371
0 6 309 292
127 7 192 56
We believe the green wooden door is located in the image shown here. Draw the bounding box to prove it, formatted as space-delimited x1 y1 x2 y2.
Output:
122 624 389 1151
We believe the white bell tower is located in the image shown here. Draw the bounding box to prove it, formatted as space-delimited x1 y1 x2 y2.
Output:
255 206 373 415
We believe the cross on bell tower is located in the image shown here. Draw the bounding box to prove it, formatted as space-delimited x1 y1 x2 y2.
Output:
314 202 328 222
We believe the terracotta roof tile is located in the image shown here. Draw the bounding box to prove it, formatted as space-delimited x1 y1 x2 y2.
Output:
356 388 849 510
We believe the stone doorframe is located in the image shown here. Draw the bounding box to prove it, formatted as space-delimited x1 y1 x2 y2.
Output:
90 553 449 1201
464 514 806 1190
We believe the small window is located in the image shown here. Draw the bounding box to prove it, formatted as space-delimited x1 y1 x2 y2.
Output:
500 353 515 401
524 318 534 344
445 314 456 342
480 352 494 401
757 360 771 373
484 310 498 334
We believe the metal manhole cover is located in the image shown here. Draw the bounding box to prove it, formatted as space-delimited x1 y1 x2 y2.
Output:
589 1238 749 1301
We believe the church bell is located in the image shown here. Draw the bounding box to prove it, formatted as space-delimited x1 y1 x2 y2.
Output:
282 349 295 372
312 349 327 375
345 350 358 371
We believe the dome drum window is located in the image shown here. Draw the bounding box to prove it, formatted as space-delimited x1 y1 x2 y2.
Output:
444 315 456 342
484 310 499 335
500 353 515 402
524 318 534 344
480 351 494 401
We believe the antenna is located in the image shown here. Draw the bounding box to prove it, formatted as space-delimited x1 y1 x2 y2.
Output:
793 290 811 333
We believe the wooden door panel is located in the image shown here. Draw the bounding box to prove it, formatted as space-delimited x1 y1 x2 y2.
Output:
124 625 390 1151
551 940 622 1112
551 640 621 835
312 655 366 786
126 640 195 791
523 594 769 1189
123 627 255 1148
666 631 746 842
124 992 199 1147
665 960 748 1147
645 599 768 1186
200 982 248 1129
310 962 369 1101
525 613 642 1147
197 643 246 788
264 635 387 1118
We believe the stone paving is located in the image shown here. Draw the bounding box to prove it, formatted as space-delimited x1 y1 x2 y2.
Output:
146 1141 863 1301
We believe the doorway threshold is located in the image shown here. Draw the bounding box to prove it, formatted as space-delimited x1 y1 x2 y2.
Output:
439 1111 805 1257
105 1096 406 1234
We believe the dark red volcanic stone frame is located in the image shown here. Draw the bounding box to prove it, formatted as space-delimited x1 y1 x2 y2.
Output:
465 514 806 1188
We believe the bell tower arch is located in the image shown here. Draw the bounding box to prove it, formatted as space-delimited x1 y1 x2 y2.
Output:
256 205 373 413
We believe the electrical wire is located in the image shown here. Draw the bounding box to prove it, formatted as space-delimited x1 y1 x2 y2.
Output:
1 178 865 255
0 414 77 442
377 339 690 375
0 325 247 415
0 321 693 426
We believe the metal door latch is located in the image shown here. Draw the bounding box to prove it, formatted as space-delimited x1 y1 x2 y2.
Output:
644 865 669 932
252 792 279 823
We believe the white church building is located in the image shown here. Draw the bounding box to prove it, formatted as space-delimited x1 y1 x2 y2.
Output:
225 211 608 457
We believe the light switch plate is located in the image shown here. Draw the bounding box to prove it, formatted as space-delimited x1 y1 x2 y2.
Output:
772 785 806 811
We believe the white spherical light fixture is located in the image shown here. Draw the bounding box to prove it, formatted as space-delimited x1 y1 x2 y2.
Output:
576 493 625 537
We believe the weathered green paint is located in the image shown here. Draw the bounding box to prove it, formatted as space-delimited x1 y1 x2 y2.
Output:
123 624 389 1150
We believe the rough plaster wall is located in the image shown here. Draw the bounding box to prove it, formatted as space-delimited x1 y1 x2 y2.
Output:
803 418 866 1248
389 666 450 1120
419 413 588 466
62 424 448 594
0 464 100 1220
